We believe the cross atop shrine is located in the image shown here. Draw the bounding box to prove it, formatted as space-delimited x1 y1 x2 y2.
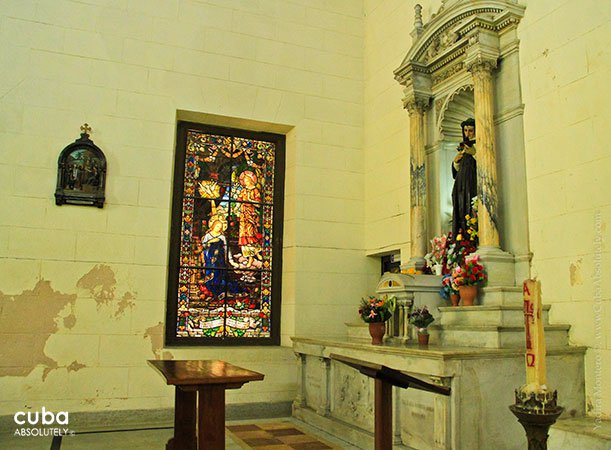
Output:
80 123 92 135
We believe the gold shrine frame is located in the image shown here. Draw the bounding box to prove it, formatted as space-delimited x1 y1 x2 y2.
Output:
166 122 285 346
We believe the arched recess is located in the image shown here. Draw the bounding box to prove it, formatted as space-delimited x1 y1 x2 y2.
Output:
430 85 475 236
395 0 531 282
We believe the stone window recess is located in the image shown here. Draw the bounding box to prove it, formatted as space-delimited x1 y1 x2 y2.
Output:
166 121 285 346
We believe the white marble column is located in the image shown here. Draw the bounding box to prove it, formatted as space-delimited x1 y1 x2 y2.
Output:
405 96 430 270
468 59 500 249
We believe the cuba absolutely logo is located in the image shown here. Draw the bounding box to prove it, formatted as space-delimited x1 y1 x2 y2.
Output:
13 407 74 437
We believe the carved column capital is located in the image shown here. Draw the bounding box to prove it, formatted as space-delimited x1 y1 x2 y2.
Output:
403 95 430 115
464 29 500 75
466 56 497 75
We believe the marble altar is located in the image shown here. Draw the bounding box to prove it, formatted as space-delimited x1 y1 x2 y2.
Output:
292 338 585 450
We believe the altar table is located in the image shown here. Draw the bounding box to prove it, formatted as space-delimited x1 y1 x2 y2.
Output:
148 359 264 450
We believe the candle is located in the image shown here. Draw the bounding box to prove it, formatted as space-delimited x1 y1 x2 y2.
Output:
522 279 547 392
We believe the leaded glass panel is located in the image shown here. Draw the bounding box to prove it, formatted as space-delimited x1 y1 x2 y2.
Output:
167 123 284 345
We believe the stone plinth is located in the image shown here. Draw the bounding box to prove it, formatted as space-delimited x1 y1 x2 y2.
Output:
292 337 585 450
435 304 570 348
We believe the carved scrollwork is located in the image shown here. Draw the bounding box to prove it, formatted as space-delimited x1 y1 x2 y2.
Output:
425 27 460 62
432 62 465 85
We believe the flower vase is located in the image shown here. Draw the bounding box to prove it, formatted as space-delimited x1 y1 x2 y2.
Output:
417 328 429 346
368 322 386 345
433 264 443 276
450 293 459 306
459 285 477 306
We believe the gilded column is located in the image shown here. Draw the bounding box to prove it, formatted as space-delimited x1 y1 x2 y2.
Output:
405 96 429 270
468 59 500 249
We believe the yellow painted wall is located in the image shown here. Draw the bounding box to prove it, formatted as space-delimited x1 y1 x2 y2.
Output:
518 0 611 419
0 0 370 415
363 0 441 261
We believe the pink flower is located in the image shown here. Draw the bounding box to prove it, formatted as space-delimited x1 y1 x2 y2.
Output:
465 254 479 263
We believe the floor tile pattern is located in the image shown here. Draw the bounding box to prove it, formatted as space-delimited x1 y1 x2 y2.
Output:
227 421 340 449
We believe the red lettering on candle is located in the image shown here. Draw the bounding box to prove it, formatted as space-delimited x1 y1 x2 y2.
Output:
526 353 535 367
523 282 531 296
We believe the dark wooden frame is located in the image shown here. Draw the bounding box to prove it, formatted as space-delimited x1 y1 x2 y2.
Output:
165 121 285 346
55 128 106 208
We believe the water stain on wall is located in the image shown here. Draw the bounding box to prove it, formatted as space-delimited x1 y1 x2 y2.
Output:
569 259 583 286
0 280 76 379
144 322 174 360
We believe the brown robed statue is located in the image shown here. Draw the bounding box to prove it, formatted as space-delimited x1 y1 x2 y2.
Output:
451 118 477 237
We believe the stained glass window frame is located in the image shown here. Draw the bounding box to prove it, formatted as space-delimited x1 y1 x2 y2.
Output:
165 121 285 346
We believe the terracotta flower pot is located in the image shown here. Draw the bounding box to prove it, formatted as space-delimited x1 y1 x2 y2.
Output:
417 328 429 346
368 322 386 345
450 293 459 306
459 285 477 306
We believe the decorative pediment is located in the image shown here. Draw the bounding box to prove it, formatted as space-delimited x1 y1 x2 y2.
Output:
394 0 525 88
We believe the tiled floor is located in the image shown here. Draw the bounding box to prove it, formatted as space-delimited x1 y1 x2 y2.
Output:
227 422 342 449
0 418 359 450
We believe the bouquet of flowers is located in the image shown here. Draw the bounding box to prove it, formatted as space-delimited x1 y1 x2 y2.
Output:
424 234 448 271
445 231 477 272
408 306 435 329
439 274 459 300
451 254 487 287
359 295 396 323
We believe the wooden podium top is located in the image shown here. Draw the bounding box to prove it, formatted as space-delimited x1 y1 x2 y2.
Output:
148 360 264 386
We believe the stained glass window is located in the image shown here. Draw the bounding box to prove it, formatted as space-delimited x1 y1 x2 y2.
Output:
166 122 285 345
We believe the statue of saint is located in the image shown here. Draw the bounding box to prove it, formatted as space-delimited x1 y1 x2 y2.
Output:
451 118 477 238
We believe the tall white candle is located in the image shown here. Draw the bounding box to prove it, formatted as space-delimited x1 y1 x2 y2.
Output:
522 279 547 392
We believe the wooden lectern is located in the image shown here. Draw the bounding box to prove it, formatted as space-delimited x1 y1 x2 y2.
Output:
148 359 264 450
330 354 451 450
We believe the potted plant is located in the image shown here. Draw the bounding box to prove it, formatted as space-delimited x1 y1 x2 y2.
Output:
359 295 396 345
408 306 435 345
440 274 460 306
451 254 487 306
425 234 448 275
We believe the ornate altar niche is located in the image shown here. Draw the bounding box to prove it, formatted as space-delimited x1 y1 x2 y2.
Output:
293 2 586 449
395 0 532 286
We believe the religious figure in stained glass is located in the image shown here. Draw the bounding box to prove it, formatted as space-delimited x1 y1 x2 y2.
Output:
167 123 284 345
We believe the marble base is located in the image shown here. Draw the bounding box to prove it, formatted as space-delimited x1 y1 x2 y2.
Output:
292 337 585 450
549 417 611 450
475 246 516 287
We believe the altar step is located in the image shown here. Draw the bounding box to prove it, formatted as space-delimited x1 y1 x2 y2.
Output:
548 417 611 450
438 304 551 327
429 323 570 348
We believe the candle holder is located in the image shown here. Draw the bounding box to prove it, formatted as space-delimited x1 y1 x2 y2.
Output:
509 388 563 450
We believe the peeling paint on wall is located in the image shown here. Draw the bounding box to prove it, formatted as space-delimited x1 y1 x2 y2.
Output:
77 264 116 307
144 322 174 360
0 280 76 379
66 361 86 372
77 264 135 318
569 259 583 286
63 314 77 329
115 292 135 318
